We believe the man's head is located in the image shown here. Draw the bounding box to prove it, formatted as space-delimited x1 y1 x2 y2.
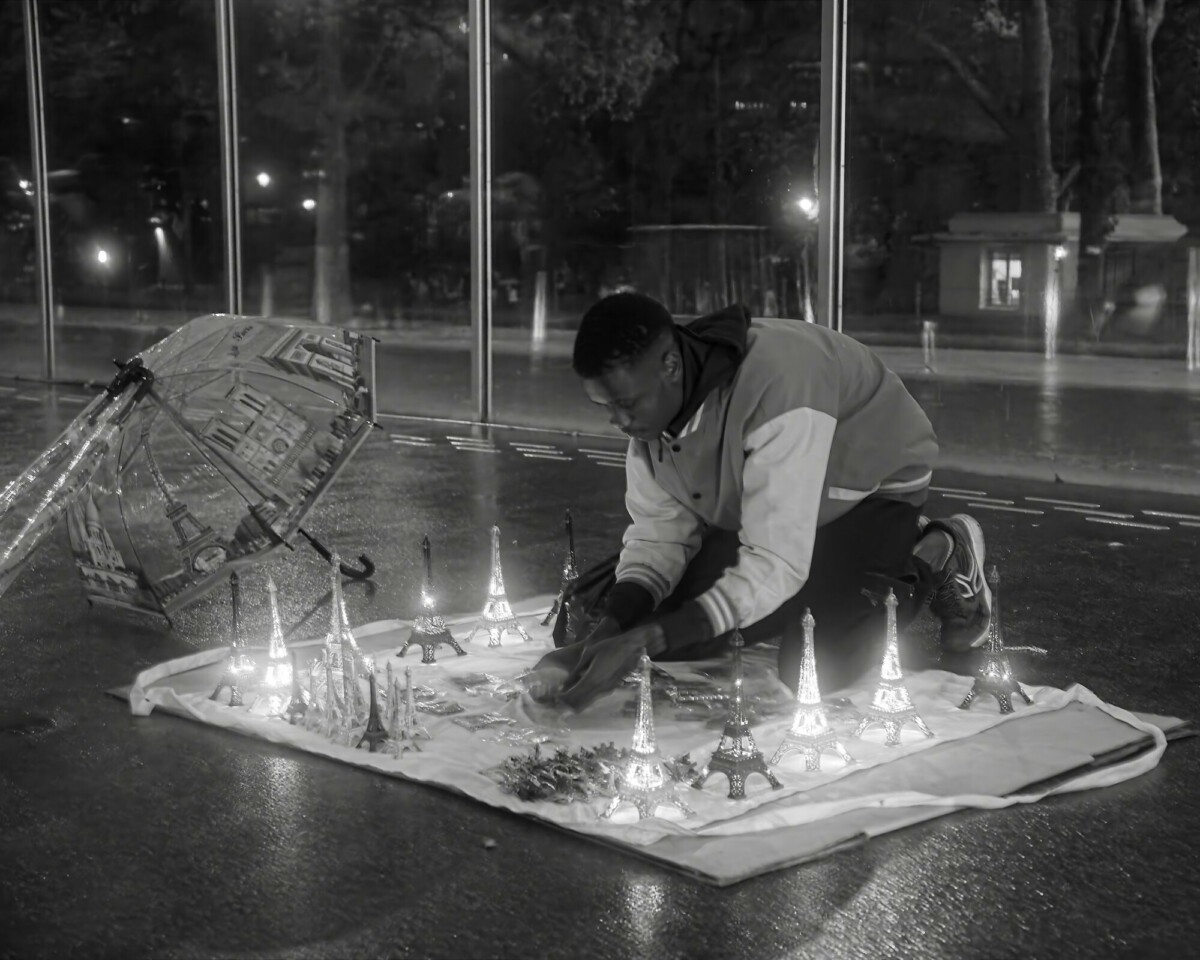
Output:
572 293 683 441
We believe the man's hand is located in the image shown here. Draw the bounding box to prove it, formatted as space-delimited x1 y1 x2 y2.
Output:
559 622 667 711
526 643 587 703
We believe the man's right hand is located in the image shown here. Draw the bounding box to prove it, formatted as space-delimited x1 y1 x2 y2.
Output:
527 615 624 702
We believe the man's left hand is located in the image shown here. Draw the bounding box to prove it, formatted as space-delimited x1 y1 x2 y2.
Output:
558 622 667 711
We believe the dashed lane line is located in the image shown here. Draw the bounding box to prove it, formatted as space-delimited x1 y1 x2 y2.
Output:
14 394 41 402
930 485 988 496
521 452 572 462
1143 509 1200 522
1052 506 1135 519
59 395 89 404
511 442 559 450
1027 496 1101 508
1085 517 1170 531
966 501 1044 515
940 493 1014 504
391 438 436 448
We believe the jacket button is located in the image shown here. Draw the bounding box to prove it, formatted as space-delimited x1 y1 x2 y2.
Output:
691 492 701 500
671 444 681 452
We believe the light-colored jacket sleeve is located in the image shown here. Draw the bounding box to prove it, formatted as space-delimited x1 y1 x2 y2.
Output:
614 442 704 604
693 407 836 635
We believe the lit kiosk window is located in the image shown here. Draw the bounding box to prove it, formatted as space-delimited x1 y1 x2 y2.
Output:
985 249 1023 309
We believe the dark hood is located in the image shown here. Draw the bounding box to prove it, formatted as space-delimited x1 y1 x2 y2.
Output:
665 304 750 437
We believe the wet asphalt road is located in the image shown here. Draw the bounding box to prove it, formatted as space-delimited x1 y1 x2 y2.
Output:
0 394 1197 959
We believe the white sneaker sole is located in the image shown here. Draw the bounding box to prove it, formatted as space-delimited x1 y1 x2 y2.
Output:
952 514 992 648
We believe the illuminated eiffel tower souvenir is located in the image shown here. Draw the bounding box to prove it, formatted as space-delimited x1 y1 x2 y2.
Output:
693 631 782 798
469 526 531 647
210 572 257 706
322 652 345 739
960 567 1033 715
398 536 467 663
251 577 293 717
355 672 391 753
283 650 309 726
542 509 580 627
602 653 693 821
338 655 366 745
329 552 372 675
770 610 855 771
303 653 326 733
389 666 431 754
852 590 934 746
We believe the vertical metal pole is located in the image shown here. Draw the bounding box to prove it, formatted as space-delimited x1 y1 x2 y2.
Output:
22 0 54 379
816 0 848 331
215 0 242 315
468 0 493 423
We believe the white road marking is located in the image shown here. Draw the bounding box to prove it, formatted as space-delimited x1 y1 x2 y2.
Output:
930 485 988 496
455 446 499 454
1053 507 1134 519
966 502 1044 515
391 438 435 448
1178 521 1200 528
15 394 41 402
522 452 572 462
510 442 558 450
0 385 14 393
1027 496 1101 508
391 433 433 442
58 395 89 404
941 493 1014 504
579 447 626 457
1144 509 1200 522
594 460 625 469
1085 517 1169 531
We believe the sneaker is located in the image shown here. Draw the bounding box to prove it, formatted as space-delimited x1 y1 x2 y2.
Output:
925 514 992 652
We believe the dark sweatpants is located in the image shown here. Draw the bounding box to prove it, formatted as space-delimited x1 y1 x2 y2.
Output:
648 497 936 693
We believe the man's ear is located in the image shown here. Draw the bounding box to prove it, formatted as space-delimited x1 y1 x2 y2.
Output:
660 344 682 383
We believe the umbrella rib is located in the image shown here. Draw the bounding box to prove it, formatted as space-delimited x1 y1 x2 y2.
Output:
145 388 270 508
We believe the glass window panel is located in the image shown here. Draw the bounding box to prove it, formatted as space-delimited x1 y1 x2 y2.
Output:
0 2 43 378
490 0 822 432
40 0 224 383
235 0 472 420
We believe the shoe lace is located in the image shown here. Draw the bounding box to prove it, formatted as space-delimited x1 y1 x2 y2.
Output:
932 573 975 617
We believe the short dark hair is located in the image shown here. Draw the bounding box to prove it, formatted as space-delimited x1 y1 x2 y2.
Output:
572 292 675 378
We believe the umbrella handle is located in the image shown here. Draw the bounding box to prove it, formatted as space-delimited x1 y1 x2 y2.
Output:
297 527 376 580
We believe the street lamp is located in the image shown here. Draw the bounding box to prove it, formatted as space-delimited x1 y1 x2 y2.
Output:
96 248 110 265
796 196 818 220
301 198 316 211
256 171 272 188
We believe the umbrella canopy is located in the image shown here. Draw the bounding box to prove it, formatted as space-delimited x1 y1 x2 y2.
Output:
0 314 377 621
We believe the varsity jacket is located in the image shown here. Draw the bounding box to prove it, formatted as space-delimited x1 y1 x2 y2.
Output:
614 311 937 641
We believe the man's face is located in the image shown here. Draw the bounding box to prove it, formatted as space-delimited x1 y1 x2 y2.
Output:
583 338 682 441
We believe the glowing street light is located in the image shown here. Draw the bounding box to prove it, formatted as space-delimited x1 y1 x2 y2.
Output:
255 171 272 188
796 196 818 219
301 198 316 211
1053 244 1069 261
96 248 110 266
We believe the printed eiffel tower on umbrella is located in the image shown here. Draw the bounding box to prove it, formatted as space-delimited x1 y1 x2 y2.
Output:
852 590 935 746
960 566 1033 715
398 536 467 663
770 609 855 771
468 525 530 647
250 576 294 717
210 572 256 706
692 630 783 799
542 509 580 627
602 652 693 821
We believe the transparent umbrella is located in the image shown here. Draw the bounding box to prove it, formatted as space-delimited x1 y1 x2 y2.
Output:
0 314 378 623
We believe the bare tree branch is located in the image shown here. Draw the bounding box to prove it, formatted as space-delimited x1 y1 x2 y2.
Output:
1098 0 1122 79
1056 161 1081 200
1147 0 1167 39
891 18 1021 142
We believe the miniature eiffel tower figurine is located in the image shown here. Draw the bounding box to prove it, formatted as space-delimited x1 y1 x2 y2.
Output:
602 652 693 821
284 650 309 726
398 536 467 663
210 572 257 706
852 590 934 746
469 525 532 647
693 631 783 798
303 653 326 733
960 567 1033 714
770 610 855 771
391 666 431 750
251 576 293 716
329 552 372 675
322 652 345 739
355 671 391 752
542 509 581 626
